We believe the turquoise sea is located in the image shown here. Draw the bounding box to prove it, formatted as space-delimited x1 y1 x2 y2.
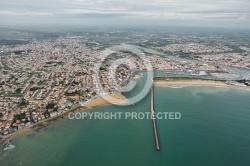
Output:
1 86 250 166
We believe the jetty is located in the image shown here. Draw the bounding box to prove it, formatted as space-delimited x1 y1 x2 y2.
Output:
151 84 161 151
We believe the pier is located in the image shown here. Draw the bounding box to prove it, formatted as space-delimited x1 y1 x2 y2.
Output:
151 84 161 151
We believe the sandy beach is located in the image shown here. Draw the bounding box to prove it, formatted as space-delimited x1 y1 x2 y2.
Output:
154 79 230 87
154 78 250 91
87 93 130 108
1 128 30 143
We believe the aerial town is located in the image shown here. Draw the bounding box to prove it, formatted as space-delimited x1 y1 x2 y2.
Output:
155 43 250 69
0 32 250 139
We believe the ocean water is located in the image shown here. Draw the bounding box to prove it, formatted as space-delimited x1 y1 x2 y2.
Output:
1 86 250 166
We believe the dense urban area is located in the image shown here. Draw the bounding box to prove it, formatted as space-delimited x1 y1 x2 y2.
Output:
0 27 250 139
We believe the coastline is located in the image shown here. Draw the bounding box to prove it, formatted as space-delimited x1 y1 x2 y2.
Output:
0 93 128 146
1 78 249 146
154 78 250 91
87 93 129 108
154 79 230 87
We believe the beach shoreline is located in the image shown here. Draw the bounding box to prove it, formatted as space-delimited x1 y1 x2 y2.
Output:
154 78 250 91
0 93 129 146
154 79 229 87
87 93 130 108
1 78 249 146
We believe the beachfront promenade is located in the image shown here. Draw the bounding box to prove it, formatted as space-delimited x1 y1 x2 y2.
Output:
151 84 161 151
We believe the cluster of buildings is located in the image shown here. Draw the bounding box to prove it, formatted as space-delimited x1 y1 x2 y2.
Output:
154 41 250 70
194 53 250 69
0 38 157 136
156 43 232 54
148 54 222 75
0 38 102 136
96 51 148 94
0 36 249 138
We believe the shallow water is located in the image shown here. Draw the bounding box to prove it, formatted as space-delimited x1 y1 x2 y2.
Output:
1 86 250 166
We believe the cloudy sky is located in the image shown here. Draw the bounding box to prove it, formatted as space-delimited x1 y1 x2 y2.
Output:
1 0 250 28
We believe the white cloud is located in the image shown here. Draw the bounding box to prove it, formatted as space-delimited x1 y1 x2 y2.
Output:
0 11 53 16
0 0 249 27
